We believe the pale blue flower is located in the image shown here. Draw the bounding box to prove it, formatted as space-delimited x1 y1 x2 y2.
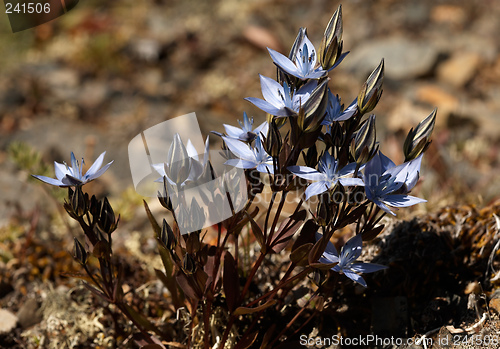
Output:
245 75 317 117
363 151 426 216
222 112 268 142
316 233 387 287
267 29 327 80
288 150 363 200
32 152 113 187
223 136 274 174
321 90 357 126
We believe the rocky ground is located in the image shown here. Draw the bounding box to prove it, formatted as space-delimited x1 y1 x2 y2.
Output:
0 0 500 348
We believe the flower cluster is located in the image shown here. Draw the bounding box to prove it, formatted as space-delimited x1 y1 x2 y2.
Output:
32 5 436 348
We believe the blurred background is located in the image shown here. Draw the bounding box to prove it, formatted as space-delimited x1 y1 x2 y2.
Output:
0 0 499 224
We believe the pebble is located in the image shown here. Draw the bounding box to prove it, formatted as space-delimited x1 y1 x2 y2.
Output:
437 52 481 88
0 309 18 334
343 37 439 80
16 298 42 329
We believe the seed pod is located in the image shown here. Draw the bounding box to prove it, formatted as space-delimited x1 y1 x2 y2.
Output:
403 108 437 161
357 59 384 115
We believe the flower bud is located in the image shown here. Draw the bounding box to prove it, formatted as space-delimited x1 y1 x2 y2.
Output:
71 186 88 217
298 79 329 133
264 120 282 158
167 133 192 185
183 253 197 275
319 5 344 70
303 144 318 168
98 197 118 234
160 218 176 250
73 237 87 264
403 108 437 161
316 194 332 226
158 177 175 211
357 59 384 115
350 114 378 165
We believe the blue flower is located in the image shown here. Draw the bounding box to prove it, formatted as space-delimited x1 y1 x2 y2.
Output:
363 151 426 215
321 90 357 126
223 136 274 174
316 233 387 287
267 29 327 80
245 75 317 117
288 150 363 200
222 112 268 142
32 152 113 187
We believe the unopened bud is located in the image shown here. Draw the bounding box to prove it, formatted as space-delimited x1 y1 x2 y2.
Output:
98 197 118 234
351 114 378 165
74 237 87 264
158 177 175 211
299 80 329 133
183 253 196 275
357 59 384 115
160 219 176 250
404 108 437 161
167 133 191 185
264 120 282 158
316 194 332 226
303 144 318 168
71 186 88 217
319 5 344 70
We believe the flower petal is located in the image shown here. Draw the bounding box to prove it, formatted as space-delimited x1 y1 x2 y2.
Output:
304 181 330 200
84 152 105 178
267 48 302 78
31 175 65 187
223 124 244 139
288 165 326 181
225 158 258 169
343 269 367 287
222 137 255 160
350 262 388 274
339 177 364 187
54 162 69 181
245 97 289 117
259 74 285 109
382 194 426 208
87 161 113 182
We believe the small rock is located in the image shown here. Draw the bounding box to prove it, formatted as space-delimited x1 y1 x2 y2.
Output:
0 309 18 334
16 298 42 329
489 297 500 314
431 5 467 26
437 52 481 88
343 37 438 80
415 84 459 119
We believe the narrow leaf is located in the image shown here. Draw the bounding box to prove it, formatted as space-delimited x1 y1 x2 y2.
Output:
223 251 240 313
234 300 277 316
